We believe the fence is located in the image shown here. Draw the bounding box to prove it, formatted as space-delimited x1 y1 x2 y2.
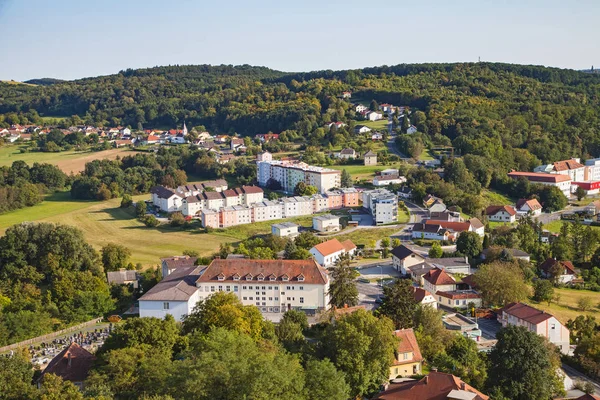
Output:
0 318 103 354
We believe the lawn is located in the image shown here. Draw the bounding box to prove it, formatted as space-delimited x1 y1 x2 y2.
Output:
334 226 399 247
541 219 600 234
330 163 403 180
418 150 435 161
0 146 138 173
359 119 389 130
482 189 514 206
488 221 516 229
0 194 238 268
398 209 410 224
532 287 600 324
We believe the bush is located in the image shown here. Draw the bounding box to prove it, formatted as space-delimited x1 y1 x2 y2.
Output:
170 212 185 227
120 194 133 208
141 215 160 227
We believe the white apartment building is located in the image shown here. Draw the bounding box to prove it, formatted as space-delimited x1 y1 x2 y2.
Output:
150 186 183 212
499 303 570 354
252 200 283 222
312 194 330 213
585 158 600 181
362 188 398 225
281 196 313 218
257 160 341 194
271 222 299 237
534 158 585 182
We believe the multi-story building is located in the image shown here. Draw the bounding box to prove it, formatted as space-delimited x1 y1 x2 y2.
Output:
220 205 252 228
389 329 423 379
534 158 585 182
326 190 344 209
313 214 341 232
362 189 398 225
257 160 341 194
150 186 183 212
508 171 571 197
281 196 313 218
256 151 273 162
340 188 360 207
312 194 330 212
585 158 600 181
195 259 330 315
252 200 283 222
499 302 570 354
201 209 220 229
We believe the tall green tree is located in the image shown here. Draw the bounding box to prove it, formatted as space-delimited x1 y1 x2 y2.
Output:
0 354 38 400
304 359 351 400
340 169 352 188
532 279 554 305
456 231 482 258
376 279 417 329
101 243 132 272
429 242 443 258
473 261 530 306
327 253 359 308
432 334 488 389
320 309 397 398
487 326 564 400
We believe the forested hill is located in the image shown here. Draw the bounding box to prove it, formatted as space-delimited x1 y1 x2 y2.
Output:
3 62 600 162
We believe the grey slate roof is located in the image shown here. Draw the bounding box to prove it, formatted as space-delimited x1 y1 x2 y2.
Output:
139 266 204 302
106 270 139 285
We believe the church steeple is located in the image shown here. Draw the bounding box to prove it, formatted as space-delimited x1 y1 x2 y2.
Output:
182 121 188 135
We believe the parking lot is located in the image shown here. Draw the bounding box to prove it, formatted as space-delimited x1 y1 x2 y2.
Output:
476 317 502 340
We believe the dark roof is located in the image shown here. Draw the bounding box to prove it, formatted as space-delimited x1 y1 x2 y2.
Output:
38 343 95 384
426 257 468 268
413 223 443 234
364 150 377 157
500 302 555 325
161 256 197 270
241 185 264 194
576 395 600 400
197 259 328 285
202 191 225 201
150 186 178 199
340 148 356 155
106 270 138 285
408 263 436 277
391 245 423 261
140 266 204 301
539 258 576 275
373 371 489 400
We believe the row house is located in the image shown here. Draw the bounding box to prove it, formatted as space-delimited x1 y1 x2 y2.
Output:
282 196 314 218
220 205 252 228
253 200 284 222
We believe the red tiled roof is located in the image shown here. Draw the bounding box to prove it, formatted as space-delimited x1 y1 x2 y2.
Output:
423 268 455 286
436 290 481 300
424 220 471 232
147 135 160 141
412 287 432 303
501 302 555 325
515 198 542 211
553 159 584 171
241 185 264 194
333 305 367 317
485 205 517 217
373 371 489 400
508 171 571 183
222 189 238 198
312 238 355 257
539 258 575 275
38 343 95 384
341 239 357 252
202 191 224 200
576 394 600 400
393 328 423 366
196 259 328 285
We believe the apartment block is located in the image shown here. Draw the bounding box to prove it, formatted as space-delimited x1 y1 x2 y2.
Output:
257 160 341 194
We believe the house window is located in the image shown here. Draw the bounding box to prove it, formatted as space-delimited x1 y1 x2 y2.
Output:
256 302 260 305
234 286 238 292
217 275 224 281
248 286 253 289
455 300 459 305
163 302 170 310
226 286 231 292
233 276 240 281
243 297 247 300
256 291 260 295
210 286 215 292
300 297 304 304
243 286 247 290
268 286 273 290
403 353 408 360
249 297 253 300
299 286 304 291
287 286 291 290
262 286 266 290
287 297 291 301
269 297 273 300
275 297 279 301
262 302 266 306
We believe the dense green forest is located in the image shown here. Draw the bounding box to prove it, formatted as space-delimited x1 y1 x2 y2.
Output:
2 62 600 164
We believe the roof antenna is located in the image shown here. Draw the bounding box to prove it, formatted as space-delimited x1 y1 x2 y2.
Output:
478 56 481 63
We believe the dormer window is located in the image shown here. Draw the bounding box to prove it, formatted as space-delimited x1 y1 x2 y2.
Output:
246 274 253 281
269 274 276 281
281 274 289 282
297 274 305 282
257 273 265 281
217 273 225 281
232 274 240 281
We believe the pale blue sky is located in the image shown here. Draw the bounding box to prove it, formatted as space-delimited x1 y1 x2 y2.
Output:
1 0 598 81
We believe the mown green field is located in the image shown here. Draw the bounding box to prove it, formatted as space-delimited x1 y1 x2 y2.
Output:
330 163 403 180
532 287 600 324
333 227 400 247
359 119 389 130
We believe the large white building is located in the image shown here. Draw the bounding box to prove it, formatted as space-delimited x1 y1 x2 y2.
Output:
534 158 585 182
257 160 341 194
499 303 570 354
362 188 398 225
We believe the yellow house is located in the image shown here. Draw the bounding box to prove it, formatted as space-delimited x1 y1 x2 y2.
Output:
389 328 423 379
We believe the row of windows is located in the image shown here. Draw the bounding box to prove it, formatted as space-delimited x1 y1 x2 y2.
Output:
241 296 305 303
202 285 305 291
243 297 279 301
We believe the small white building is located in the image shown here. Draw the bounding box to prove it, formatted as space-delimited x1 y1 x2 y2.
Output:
373 174 407 186
150 186 183 213
367 111 383 121
413 287 437 309
309 238 356 267
485 205 517 223
355 125 372 134
336 148 356 160
313 214 341 233
515 198 543 216
271 222 299 238
257 151 273 162
138 265 203 322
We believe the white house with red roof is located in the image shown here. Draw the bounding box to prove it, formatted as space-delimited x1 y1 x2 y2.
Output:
413 287 437 309
309 238 356 267
422 268 456 295
485 205 517 223
515 198 543 216
539 258 576 283
499 302 570 354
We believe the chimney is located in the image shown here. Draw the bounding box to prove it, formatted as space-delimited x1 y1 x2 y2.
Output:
464 256 468 264
461 382 466 390
67 352 72 367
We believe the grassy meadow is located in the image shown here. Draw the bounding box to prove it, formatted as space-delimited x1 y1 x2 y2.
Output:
532 287 600 324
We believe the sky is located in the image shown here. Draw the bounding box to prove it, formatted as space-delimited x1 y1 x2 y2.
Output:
1 0 599 81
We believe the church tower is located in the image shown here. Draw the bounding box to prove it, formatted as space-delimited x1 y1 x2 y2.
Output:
182 121 188 136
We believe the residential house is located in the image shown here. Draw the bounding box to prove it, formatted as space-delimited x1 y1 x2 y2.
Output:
397 186 413 199
411 223 451 241
436 290 483 309
413 287 437 309
364 150 378 166
255 133 280 142
214 135 229 143
355 125 372 134
139 265 204 321
423 268 456 296
498 302 570 354
326 122 347 130
539 258 576 283
342 91 352 98
106 270 139 288
485 205 517 223
271 222 299 238
508 171 571 197
427 199 447 214
355 104 368 113
575 395 600 400
389 329 423 379
144 134 160 145
372 371 489 400
257 151 273 162
406 125 418 134
340 187 361 206
424 219 484 238
515 198 543 216
337 148 356 159
427 210 462 222
230 138 246 152
313 194 330 213
161 256 197 278
309 238 356 267
373 173 407 186
371 132 383 140
201 209 220 228
36 343 95 390
391 245 425 274
313 214 341 232
367 111 383 121
408 263 437 286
